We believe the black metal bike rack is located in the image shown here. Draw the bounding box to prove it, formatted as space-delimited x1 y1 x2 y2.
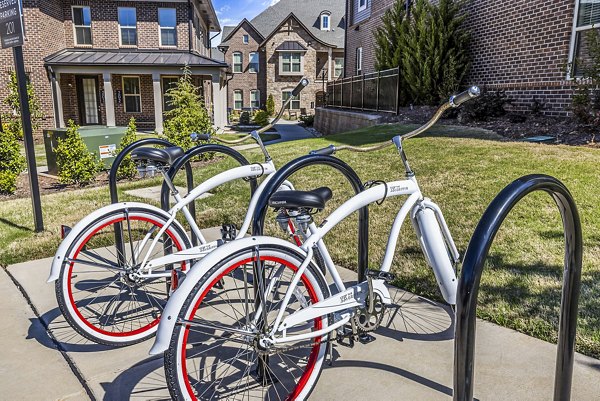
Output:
108 138 195 266
454 174 583 401
159 144 258 246
251 154 370 282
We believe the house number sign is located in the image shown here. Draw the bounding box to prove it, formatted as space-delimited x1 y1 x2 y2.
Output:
0 0 24 49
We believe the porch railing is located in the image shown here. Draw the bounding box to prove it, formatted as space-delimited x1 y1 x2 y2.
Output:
326 67 399 113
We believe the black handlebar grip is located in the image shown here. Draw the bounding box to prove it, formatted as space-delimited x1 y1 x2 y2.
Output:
190 132 211 141
292 78 310 97
450 86 481 107
309 145 336 156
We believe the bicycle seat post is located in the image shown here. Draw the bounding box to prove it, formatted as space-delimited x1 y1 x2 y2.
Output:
159 165 179 196
251 130 272 162
392 136 414 177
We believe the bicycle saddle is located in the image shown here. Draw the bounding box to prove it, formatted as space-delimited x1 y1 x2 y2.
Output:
268 187 333 210
130 146 184 165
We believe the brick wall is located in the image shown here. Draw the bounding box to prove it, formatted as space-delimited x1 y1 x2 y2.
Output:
344 0 578 116
111 74 155 127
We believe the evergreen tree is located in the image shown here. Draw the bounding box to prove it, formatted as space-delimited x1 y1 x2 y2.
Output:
266 94 276 117
3 71 44 139
0 128 26 194
54 120 102 186
115 117 138 180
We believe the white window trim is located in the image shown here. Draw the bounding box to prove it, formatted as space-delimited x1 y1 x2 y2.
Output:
334 57 344 78
567 0 599 79
282 89 301 110
356 47 363 75
243 34 249 44
158 8 178 48
72 5 92 46
122 76 142 113
233 90 243 110
321 13 331 31
279 51 304 76
249 52 259 73
118 7 137 47
358 0 367 12
250 90 260 109
161 76 179 110
232 52 243 73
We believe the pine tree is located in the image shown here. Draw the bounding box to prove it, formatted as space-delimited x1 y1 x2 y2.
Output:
3 71 44 139
115 117 138 180
266 94 276 117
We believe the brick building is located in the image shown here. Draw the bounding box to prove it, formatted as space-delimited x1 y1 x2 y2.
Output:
0 0 228 138
218 0 346 115
344 0 595 116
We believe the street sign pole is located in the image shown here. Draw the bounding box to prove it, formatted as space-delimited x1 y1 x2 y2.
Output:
1 0 44 232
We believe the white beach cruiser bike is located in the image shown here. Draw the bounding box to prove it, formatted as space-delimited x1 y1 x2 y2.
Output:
47 79 317 347
150 87 481 400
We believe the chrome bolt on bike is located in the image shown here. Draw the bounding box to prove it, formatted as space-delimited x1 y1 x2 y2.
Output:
150 87 481 400
48 79 321 346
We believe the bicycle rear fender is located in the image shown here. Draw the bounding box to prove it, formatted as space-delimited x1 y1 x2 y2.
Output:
149 236 313 355
48 202 184 283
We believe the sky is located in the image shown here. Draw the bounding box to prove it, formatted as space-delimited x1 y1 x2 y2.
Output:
211 0 280 46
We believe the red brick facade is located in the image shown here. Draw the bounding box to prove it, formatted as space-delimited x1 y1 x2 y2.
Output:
344 0 579 116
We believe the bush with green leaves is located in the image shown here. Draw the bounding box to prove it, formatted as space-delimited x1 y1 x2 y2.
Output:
0 128 26 194
374 0 471 105
266 94 276 117
239 111 251 125
570 29 600 126
253 110 269 127
163 66 213 150
3 71 44 139
54 120 102 186
458 89 513 122
300 114 315 127
114 117 138 180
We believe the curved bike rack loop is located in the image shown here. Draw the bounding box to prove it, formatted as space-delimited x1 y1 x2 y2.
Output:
251 154 370 282
159 143 259 245
454 174 583 401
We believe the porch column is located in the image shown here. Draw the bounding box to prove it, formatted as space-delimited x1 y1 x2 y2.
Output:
51 72 65 128
103 72 116 127
152 72 164 134
212 73 227 129
328 47 333 82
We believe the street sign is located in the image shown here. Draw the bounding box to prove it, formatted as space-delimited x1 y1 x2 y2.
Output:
0 0 24 49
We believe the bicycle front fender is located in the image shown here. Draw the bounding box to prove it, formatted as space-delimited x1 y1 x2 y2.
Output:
47 202 180 283
149 236 307 355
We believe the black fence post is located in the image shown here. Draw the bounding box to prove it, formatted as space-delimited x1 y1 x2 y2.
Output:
376 71 381 112
454 174 582 401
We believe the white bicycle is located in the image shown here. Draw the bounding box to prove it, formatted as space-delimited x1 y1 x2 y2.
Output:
149 87 481 400
47 79 320 347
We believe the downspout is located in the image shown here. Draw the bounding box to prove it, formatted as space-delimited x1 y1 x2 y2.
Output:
342 0 348 79
188 0 193 53
46 66 62 129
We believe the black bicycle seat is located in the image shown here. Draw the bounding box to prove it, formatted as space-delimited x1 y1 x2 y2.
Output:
130 147 184 165
268 187 333 210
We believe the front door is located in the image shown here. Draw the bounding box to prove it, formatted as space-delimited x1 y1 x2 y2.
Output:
77 76 100 125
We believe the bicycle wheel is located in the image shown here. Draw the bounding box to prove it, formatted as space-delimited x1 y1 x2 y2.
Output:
165 244 330 401
56 206 191 346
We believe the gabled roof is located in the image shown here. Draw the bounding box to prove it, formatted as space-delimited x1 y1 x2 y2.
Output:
220 18 264 47
220 0 345 49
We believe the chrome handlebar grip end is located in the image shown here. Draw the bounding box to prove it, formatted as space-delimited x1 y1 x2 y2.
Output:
191 132 211 141
309 145 336 156
292 78 310 97
449 86 481 108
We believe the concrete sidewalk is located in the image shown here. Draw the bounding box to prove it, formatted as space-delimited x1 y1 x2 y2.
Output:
2 233 599 400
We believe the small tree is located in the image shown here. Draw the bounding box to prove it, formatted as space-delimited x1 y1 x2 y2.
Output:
266 94 276 117
253 110 269 127
54 120 102 186
0 129 26 194
570 29 600 126
163 65 213 150
3 71 44 139
114 117 138 180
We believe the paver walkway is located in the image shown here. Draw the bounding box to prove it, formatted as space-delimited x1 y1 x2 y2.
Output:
2 227 599 400
271 119 316 144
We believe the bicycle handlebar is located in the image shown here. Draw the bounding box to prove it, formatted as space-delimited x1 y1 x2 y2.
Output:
292 78 310 97
450 86 481 107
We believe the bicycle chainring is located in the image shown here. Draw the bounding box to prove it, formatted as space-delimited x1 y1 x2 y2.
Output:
353 292 385 333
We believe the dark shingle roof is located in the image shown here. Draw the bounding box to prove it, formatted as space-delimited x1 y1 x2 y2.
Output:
44 49 227 67
275 41 307 51
220 0 345 48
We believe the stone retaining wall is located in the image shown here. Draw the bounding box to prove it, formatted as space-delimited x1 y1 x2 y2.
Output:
314 107 382 135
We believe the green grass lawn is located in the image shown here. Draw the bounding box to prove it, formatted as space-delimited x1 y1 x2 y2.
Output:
2 123 600 358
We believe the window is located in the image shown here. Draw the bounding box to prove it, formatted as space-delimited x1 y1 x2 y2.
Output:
162 77 179 112
358 0 367 12
233 90 243 110
280 52 302 75
569 0 600 77
243 34 249 44
72 6 92 45
321 13 331 31
282 90 301 110
356 47 363 75
250 90 260 109
334 57 344 78
233 52 243 73
119 7 137 46
123 77 141 113
159 8 177 47
249 52 259 73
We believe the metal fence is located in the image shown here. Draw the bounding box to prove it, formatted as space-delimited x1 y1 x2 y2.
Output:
326 67 399 113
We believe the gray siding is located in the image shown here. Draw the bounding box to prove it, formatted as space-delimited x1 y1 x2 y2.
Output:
352 0 371 25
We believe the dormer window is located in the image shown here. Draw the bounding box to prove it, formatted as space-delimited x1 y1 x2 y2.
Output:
320 12 331 31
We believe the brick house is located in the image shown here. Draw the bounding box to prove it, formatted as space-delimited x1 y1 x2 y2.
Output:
344 0 595 116
218 0 346 115
0 0 228 138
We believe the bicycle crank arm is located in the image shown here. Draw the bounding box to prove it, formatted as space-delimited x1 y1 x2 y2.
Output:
142 240 222 271
277 280 391 333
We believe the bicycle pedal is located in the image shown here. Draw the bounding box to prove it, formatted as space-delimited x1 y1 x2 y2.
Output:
336 326 355 348
221 224 237 242
357 332 376 344
365 269 396 283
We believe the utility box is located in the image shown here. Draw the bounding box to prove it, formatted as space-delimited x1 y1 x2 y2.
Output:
44 126 127 174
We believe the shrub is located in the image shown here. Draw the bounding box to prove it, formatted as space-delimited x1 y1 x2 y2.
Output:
0 128 26 194
54 120 102 186
266 94 276 117
459 89 513 122
3 71 44 140
300 114 315 127
570 30 600 126
239 111 251 125
253 110 269 127
114 117 138 180
163 65 213 151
